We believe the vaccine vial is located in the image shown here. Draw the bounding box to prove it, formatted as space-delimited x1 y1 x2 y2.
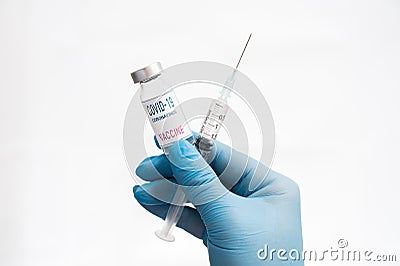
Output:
131 62 194 154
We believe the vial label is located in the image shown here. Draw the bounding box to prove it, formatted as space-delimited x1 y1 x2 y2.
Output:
142 90 192 147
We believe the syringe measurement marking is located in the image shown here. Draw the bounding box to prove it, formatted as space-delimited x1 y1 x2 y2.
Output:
205 116 222 125
214 103 225 108
206 122 215 127
210 113 219 118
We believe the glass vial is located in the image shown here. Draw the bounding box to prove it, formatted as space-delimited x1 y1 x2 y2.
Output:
131 62 194 154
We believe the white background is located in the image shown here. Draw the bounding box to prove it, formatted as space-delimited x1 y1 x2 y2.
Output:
1 0 400 265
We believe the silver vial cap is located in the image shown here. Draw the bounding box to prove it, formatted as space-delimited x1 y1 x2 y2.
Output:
130 62 162 83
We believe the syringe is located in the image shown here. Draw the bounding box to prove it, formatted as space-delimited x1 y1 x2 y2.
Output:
196 33 252 158
155 34 252 242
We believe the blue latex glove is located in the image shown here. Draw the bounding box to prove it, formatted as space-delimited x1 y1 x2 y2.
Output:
133 139 303 265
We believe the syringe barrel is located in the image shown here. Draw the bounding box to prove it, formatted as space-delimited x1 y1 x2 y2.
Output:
198 99 229 140
195 98 229 161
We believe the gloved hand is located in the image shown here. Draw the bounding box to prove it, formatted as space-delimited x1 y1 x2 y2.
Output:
133 138 303 265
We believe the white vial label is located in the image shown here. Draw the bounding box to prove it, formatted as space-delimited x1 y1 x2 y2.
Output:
142 90 192 147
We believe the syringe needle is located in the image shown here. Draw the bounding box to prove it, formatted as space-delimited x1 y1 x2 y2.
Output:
221 33 253 100
235 33 252 69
